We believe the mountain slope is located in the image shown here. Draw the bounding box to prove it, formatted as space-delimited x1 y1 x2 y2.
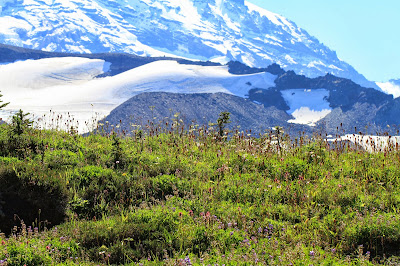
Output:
0 56 275 132
100 92 298 134
0 0 375 88
0 45 397 135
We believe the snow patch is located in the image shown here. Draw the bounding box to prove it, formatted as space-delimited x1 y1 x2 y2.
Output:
307 60 326 69
285 55 297 64
376 81 400 98
281 89 331 126
0 16 32 38
245 1 284 27
328 134 400 153
0 57 109 90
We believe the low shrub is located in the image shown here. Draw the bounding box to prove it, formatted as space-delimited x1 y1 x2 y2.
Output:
0 162 68 234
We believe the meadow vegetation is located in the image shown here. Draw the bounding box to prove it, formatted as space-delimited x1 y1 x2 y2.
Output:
0 111 399 265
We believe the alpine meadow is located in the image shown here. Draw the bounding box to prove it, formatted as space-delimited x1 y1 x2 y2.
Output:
0 0 400 265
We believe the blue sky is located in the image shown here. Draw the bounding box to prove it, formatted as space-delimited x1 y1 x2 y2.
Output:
246 0 400 82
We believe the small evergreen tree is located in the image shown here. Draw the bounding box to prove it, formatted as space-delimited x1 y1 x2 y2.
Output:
217 111 231 138
11 109 33 135
0 91 9 109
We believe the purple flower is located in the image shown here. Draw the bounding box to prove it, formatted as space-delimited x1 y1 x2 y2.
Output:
309 250 315 256
258 227 263 233
184 256 192 265
268 224 273 230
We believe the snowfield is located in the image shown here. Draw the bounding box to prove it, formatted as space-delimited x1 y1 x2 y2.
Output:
376 81 400 98
0 57 276 132
281 89 332 126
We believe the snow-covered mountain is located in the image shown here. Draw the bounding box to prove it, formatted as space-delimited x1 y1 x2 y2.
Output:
0 0 376 88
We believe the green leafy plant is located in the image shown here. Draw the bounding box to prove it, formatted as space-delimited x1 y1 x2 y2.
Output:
0 115 398 265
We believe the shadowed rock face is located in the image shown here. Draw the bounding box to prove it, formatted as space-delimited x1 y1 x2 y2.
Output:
247 69 398 134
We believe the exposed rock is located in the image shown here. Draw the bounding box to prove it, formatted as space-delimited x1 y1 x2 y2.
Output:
99 92 306 135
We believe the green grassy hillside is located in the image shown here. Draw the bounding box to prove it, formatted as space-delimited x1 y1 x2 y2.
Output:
0 116 399 265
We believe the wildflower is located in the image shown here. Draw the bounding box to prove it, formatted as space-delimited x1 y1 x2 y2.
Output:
184 256 192 265
309 250 315 256
268 224 273 230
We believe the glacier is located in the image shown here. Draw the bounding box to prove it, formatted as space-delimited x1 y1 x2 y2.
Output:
0 57 276 132
0 0 376 88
